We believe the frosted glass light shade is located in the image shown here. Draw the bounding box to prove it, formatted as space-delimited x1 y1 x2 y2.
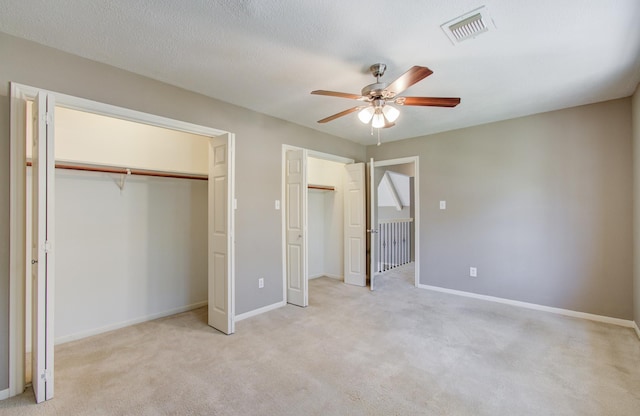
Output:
382 105 399 122
371 112 385 128
358 107 375 123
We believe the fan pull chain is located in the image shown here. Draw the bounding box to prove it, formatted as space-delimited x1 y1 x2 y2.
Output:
377 128 381 146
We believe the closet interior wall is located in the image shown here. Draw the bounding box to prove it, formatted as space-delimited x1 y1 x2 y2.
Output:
25 104 210 347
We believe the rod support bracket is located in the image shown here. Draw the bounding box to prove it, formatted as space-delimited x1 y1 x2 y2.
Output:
117 168 132 191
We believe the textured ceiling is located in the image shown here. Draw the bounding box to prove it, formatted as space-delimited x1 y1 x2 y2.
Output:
1 0 639 145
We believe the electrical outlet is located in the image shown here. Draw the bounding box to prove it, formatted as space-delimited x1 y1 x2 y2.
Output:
469 267 477 277
258 278 264 288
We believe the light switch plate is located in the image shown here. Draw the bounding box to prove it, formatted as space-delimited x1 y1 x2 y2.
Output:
275 200 280 210
440 200 446 210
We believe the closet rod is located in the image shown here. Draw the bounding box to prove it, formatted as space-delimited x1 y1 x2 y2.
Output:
25 161 208 181
308 184 335 191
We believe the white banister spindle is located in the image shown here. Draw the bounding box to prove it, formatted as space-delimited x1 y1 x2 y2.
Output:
400 222 404 265
391 222 395 269
405 221 409 263
402 222 406 264
393 222 397 268
392 222 397 268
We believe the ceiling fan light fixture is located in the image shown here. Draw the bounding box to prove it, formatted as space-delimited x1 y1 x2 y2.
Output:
382 105 400 123
358 106 375 124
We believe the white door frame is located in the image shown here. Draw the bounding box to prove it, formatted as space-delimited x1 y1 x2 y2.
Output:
8 82 235 398
371 156 420 287
281 145 354 304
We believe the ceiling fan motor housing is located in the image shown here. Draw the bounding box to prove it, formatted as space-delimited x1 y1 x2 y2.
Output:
361 82 389 99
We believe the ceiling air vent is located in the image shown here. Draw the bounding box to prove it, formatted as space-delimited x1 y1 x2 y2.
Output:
441 6 495 44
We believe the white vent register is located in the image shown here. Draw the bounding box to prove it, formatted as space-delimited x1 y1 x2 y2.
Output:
441 6 495 44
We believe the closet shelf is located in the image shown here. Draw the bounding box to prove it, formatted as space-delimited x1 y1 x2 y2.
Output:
308 184 335 191
26 160 208 181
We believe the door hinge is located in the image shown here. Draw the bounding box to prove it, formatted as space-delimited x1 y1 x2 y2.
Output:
43 241 53 253
41 369 51 383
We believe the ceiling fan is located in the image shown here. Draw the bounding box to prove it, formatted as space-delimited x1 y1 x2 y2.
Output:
311 63 461 132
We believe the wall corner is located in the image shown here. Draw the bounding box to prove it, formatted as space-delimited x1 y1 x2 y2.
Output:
633 82 640 328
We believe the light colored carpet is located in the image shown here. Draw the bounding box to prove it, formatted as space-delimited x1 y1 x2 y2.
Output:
2 263 639 415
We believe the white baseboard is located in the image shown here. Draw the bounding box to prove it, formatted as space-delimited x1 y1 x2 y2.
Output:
418 284 635 328
0 388 9 400
235 301 285 322
54 301 208 346
634 321 640 340
309 274 343 281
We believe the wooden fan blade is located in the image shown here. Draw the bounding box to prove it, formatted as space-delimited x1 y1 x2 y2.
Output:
385 66 433 97
396 96 461 107
317 107 361 123
311 90 366 101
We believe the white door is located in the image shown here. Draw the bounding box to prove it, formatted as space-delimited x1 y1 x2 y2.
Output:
343 163 366 286
285 149 308 307
368 158 378 290
208 133 235 334
32 92 55 402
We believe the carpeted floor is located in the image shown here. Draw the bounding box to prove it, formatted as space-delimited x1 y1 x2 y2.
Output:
2 263 639 415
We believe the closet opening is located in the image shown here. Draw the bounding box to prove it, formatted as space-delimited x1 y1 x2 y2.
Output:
307 157 347 283
23 103 212 386
282 146 364 308
9 83 235 402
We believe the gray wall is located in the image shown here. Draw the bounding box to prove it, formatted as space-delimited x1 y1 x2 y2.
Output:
378 206 411 219
633 84 640 327
383 163 415 177
0 32 366 390
368 98 634 320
